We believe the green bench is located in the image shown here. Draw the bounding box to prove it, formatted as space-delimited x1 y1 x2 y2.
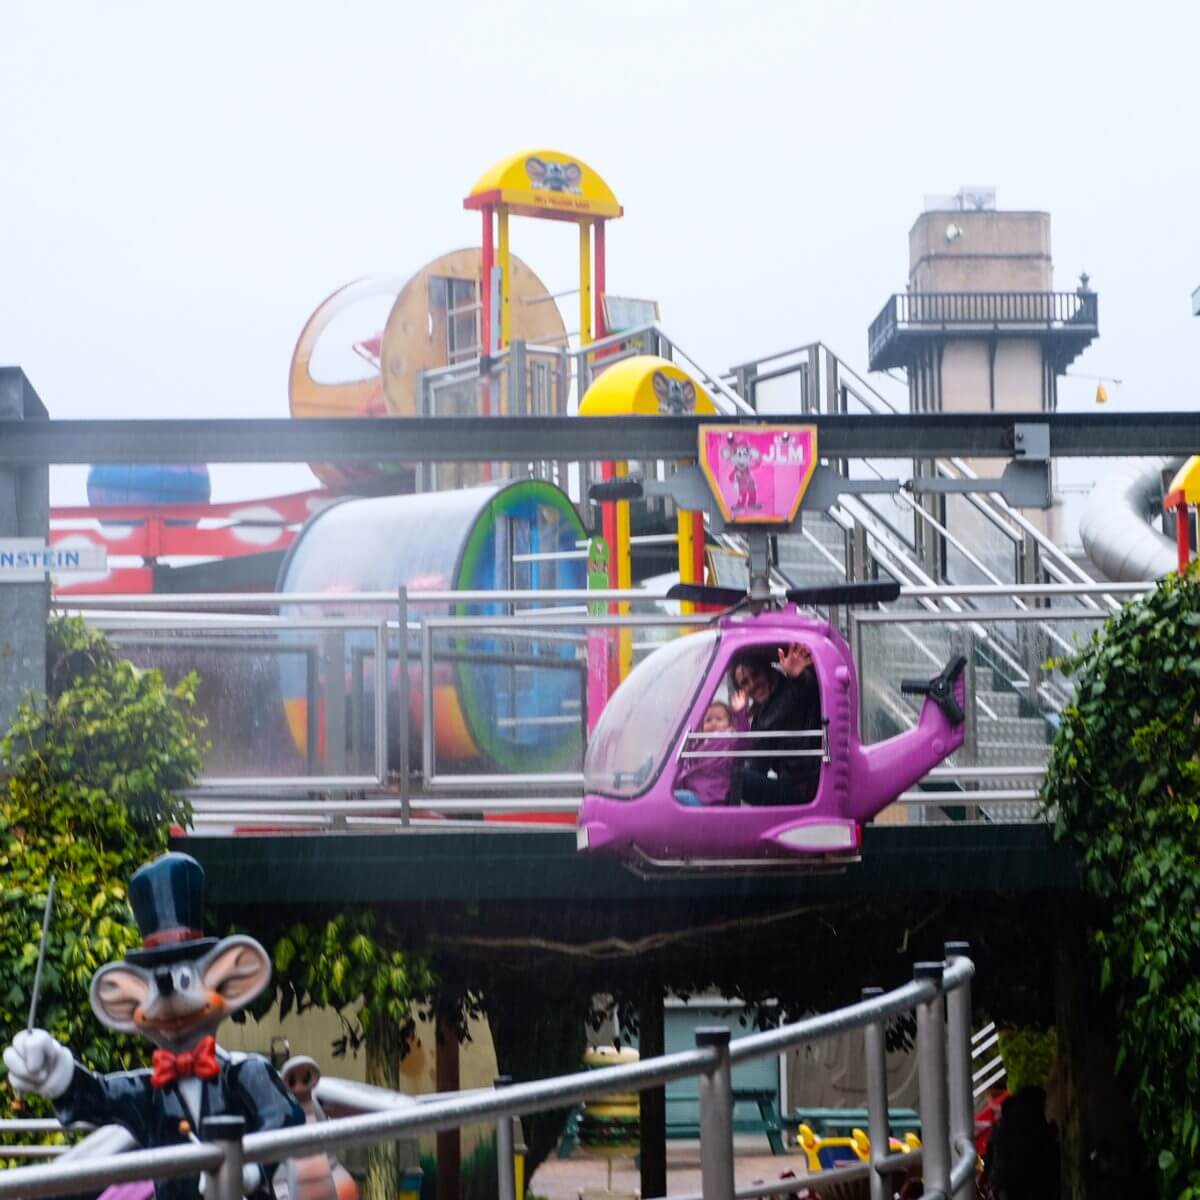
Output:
558 1088 786 1157
787 1106 921 1138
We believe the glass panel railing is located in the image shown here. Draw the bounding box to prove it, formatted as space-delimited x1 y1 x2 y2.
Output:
943 493 1020 591
417 608 708 790
851 602 1108 823
92 617 388 787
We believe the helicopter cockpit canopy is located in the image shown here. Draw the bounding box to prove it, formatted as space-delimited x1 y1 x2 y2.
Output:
584 630 719 799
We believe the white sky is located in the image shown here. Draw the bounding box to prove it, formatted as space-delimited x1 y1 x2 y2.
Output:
1 0 1198 507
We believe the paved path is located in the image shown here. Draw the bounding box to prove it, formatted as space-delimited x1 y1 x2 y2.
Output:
529 1138 813 1200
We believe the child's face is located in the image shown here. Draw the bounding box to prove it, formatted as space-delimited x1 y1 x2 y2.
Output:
702 705 732 733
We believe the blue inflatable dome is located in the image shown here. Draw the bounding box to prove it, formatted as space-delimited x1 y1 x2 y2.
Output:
87 464 212 508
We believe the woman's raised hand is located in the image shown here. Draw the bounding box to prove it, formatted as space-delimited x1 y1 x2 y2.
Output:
777 643 813 677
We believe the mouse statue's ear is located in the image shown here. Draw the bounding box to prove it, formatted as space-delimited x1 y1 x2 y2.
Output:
197 935 272 1015
91 963 153 1033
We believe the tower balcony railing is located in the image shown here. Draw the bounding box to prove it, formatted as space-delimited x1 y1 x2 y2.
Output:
868 290 1099 370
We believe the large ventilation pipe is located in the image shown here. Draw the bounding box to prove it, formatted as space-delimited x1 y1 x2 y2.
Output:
1079 457 1182 581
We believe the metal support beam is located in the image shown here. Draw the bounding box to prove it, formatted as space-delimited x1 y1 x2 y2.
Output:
4 411 1200 464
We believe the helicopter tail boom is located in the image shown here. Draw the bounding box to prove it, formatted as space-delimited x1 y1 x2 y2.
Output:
847 655 968 823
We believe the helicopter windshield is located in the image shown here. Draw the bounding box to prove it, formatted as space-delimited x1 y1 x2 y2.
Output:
584 630 719 799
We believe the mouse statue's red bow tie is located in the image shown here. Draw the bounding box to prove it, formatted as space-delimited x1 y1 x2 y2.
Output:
151 1036 220 1088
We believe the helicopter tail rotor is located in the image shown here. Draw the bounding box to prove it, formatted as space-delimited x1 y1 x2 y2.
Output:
900 655 968 725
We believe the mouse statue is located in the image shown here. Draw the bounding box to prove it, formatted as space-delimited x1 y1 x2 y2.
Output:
276 1056 358 1200
3 852 305 1200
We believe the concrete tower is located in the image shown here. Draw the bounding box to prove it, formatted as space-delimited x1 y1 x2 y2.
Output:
868 189 1097 416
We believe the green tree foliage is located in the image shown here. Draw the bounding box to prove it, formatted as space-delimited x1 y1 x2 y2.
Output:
996 1027 1057 1094
0 617 204 1109
1042 568 1200 1198
267 911 437 1054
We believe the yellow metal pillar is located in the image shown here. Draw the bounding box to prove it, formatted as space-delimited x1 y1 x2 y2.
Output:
497 209 512 348
579 221 592 346
676 509 696 615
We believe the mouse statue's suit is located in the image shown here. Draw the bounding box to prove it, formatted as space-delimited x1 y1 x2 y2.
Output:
4 853 304 1200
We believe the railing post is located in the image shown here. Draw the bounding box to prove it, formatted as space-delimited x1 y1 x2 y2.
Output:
824 346 840 416
914 961 951 1200
695 1027 735 1200
732 364 757 410
201 1115 244 1200
944 942 977 1200
421 622 436 786
374 618 389 785
494 1075 517 1200
397 587 410 823
861 987 891 1200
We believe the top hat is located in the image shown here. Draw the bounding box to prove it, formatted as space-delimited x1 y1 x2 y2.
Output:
125 852 219 966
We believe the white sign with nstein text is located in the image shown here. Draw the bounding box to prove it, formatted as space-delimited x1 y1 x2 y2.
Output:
0 539 108 582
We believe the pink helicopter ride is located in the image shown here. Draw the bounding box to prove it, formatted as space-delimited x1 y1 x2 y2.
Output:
576 578 967 873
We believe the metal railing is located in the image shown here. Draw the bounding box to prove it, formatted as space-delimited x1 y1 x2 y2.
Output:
868 291 1099 367
53 580 1153 827
0 951 979 1200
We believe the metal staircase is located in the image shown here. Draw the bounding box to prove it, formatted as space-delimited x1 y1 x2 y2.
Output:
415 323 1111 818
715 341 1109 818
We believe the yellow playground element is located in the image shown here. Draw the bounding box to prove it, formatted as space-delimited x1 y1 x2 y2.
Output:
1164 455 1200 572
795 1123 921 1173
579 356 717 678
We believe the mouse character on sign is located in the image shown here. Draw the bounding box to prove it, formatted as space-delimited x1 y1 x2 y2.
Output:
4 852 304 1200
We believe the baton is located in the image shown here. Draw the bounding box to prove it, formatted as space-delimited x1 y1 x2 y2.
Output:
11 876 55 1111
27 875 56 1032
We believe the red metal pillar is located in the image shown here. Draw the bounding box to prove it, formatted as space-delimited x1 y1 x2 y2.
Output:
1175 502 1191 573
690 510 706 585
480 207 494 360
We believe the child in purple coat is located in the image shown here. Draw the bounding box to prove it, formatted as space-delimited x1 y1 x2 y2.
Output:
674 700 746 806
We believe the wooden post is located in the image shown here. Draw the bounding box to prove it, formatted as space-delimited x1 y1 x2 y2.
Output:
436 1017 462 1200
638 985 667 1200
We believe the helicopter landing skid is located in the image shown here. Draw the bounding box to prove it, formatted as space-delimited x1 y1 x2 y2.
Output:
626 847 862 879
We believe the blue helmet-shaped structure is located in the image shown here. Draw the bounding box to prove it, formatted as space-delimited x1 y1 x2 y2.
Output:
87 464 212 508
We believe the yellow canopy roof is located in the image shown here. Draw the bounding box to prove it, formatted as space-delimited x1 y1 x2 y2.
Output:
578 356 716 417
465 149 622 220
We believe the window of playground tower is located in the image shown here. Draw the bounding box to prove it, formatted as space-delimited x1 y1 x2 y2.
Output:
584 630 719 799
428 275 480 363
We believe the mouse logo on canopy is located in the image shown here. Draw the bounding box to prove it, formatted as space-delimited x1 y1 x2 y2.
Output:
525 156 583 194
652 370 696 415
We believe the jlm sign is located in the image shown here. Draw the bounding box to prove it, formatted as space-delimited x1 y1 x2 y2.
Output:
0 539 108 582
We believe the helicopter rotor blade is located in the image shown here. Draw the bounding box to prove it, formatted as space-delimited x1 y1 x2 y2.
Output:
665 583 748 608
784 580 901 608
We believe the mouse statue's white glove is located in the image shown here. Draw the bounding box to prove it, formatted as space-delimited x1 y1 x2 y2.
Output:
3 1029 75 1099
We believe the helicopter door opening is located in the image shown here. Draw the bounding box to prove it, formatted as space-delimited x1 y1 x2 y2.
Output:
675 643 826 809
